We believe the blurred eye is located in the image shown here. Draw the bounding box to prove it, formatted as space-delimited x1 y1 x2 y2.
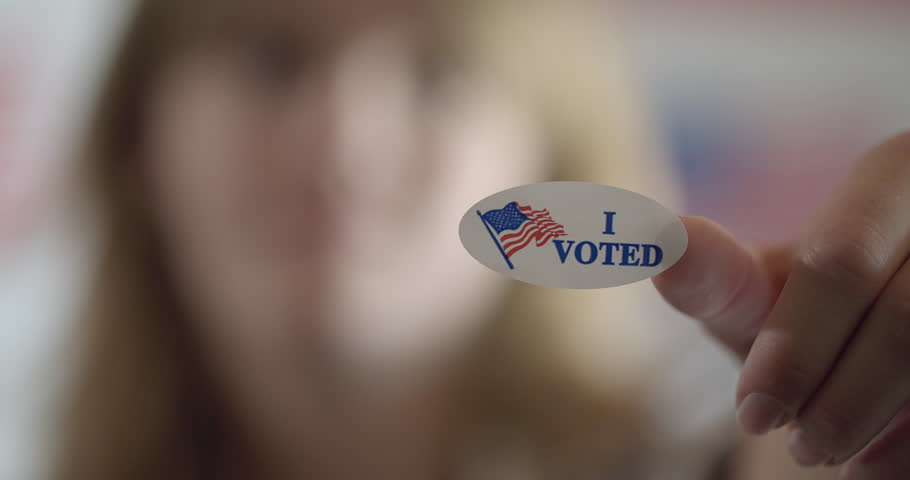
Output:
225 31 314 95
414 48 454 100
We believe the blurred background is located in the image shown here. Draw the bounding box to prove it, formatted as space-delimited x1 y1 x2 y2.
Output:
1 0 909 478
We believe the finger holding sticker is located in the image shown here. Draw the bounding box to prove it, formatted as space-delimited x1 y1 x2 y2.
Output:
651 217 790 360
653 131 910 478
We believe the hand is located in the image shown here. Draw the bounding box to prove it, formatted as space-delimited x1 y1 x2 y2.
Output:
652 132 910 479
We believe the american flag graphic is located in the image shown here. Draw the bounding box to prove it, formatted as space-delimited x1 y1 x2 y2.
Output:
478 202 567 268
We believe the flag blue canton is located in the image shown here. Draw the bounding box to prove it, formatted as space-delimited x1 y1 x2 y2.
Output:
481 203 529 234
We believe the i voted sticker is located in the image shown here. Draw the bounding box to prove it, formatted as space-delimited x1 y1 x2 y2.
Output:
458 182 688 289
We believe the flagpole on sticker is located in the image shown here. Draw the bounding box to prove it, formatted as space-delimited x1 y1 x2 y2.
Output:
477 210 515 270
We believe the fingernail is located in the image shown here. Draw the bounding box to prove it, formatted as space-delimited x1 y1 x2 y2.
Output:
789 428 832 467
737 393 789 434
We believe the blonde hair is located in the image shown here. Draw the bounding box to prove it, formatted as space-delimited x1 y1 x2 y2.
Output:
55 1 674 478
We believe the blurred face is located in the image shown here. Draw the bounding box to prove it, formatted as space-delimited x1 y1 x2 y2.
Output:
139 0 548 423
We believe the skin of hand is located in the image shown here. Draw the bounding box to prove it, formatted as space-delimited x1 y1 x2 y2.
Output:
652 131 910 479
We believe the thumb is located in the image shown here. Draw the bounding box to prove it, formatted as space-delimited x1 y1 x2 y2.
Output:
652 217 790 359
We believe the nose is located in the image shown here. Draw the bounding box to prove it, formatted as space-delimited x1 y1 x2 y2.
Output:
330 29 421 206
270 71 342 203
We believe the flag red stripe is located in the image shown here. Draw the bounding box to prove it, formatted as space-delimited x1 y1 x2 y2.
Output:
499 220 536 242
538 224 564 234
505 230 540 257
536 231 566 247
506 229 566 257
501 219 563 248
502 224 540 251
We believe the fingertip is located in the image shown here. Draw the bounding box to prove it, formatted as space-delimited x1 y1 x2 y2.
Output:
654 217 709 283
652 216 748 312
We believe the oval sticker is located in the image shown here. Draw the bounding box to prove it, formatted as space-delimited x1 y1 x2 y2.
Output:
459 182 688 289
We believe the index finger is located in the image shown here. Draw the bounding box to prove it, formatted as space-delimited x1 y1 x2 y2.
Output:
652 216 788 359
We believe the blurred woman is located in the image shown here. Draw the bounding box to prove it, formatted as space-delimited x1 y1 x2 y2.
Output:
53 1 735 479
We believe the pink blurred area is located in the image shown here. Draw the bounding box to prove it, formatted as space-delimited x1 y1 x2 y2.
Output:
0 2 128 244
609 0 910 242
0 32 36 239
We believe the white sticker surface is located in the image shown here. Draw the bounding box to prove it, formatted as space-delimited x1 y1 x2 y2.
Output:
459 182 688 289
